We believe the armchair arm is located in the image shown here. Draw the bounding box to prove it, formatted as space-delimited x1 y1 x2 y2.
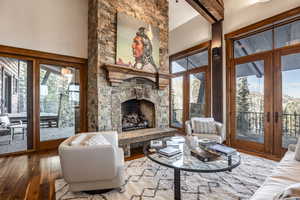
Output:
185 120 192 135
59 143 117 183
215 121 226 142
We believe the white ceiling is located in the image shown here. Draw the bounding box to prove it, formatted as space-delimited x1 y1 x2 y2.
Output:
169 0 199 31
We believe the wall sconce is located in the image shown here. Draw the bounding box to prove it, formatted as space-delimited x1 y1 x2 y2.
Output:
212 47 222 58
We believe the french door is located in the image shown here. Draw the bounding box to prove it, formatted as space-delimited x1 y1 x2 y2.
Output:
274 45 300 155
230 44 300 155
230 53 273 153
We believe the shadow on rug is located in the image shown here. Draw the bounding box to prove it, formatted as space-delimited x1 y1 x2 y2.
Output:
55 153 277 200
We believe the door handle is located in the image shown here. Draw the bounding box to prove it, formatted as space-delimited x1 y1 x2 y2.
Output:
266 112 270 122
275 112 279 123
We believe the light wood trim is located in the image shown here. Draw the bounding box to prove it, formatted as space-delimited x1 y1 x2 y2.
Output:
170 41 211 61
0 45 86 64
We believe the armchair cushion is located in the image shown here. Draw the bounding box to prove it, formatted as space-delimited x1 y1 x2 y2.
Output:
84 134 110 146
191 117 217 134
70 134 87 146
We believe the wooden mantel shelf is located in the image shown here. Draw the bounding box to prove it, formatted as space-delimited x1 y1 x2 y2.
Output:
103 63 173 89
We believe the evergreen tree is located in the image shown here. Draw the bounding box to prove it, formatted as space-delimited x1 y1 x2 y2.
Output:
237 77 250 131
237 77 250 112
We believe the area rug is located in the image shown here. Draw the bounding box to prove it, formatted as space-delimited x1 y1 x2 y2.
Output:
55 153 277 200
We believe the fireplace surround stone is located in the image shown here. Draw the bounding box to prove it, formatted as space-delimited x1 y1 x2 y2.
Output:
87 0 169 132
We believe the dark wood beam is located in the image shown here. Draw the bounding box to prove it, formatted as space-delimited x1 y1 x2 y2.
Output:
211 21 223 122
185 0 224 23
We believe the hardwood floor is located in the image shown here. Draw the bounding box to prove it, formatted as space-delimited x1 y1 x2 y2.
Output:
0 150 61 200
0 149 144 200
0 144 279 200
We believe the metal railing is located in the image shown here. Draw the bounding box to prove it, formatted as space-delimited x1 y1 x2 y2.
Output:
237 111 300 138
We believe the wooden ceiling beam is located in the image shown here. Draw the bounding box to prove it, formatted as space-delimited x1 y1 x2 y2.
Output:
185 0 224 23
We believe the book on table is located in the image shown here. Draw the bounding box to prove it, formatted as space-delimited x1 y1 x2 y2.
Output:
158 147 181 157
208 144 237 156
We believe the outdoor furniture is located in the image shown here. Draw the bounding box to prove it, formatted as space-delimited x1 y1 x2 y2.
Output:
144 136 241 200
8 112 59 128
0 127 11 145
0 115 26 141
185 117 225 143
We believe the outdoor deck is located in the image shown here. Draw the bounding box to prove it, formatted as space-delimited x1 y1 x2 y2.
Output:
0 127 74 154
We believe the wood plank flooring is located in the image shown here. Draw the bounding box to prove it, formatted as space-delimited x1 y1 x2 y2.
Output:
0 149 144 200
0 150 61 200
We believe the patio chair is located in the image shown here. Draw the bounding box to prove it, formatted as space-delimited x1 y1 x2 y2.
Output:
0 115 26 141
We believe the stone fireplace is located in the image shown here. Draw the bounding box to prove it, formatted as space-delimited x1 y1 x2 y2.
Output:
122 99 155 131
87 0 169 132
110 77 169 133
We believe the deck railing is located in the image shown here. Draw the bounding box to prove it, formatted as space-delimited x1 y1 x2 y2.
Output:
237 111 300 138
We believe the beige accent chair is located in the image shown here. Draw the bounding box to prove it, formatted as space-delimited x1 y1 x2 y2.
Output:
185 117 225 143
59 131 125 192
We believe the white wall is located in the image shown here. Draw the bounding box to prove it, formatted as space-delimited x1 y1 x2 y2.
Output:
224 0 300 34
169 15 211 55
0 0 88 58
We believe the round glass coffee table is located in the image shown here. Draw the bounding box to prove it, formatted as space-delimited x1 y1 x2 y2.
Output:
143 136 241 200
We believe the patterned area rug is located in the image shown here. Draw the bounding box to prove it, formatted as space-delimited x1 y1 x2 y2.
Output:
55 153 277 200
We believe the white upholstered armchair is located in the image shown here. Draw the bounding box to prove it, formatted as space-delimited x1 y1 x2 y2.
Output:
59 131 124 192
185 117 225 143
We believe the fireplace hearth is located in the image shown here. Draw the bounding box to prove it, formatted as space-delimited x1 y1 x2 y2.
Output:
122 99 155 132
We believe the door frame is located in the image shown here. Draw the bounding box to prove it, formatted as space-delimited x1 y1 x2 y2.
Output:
0 45 87 156
273 44 300 156
228 52 273 153
36 59 87 150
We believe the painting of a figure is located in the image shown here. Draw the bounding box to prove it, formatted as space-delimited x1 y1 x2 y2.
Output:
116 12 160 73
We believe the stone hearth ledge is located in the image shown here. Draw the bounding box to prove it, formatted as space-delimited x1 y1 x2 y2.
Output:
119 128 177 157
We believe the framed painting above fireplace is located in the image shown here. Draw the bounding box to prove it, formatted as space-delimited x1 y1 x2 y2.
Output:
116 12 160 73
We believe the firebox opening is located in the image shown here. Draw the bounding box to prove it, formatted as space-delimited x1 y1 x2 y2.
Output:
121 99 155 132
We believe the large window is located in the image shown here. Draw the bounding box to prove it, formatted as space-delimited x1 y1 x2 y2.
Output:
227 11 300 155
170 44 211 130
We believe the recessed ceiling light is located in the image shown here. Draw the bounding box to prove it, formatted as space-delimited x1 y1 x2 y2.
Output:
256 0 272 3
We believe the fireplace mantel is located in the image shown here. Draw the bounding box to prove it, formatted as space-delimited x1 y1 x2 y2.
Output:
103 63 172 89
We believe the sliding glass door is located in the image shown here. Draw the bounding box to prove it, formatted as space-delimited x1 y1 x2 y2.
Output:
0 56 33 155
38 61 83 149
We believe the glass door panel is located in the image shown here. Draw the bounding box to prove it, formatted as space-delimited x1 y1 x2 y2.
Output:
171 76 183 128
280 52 300 148
0 57 33 154
39 64 80 142
189 72 206 118
235 60 265 144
